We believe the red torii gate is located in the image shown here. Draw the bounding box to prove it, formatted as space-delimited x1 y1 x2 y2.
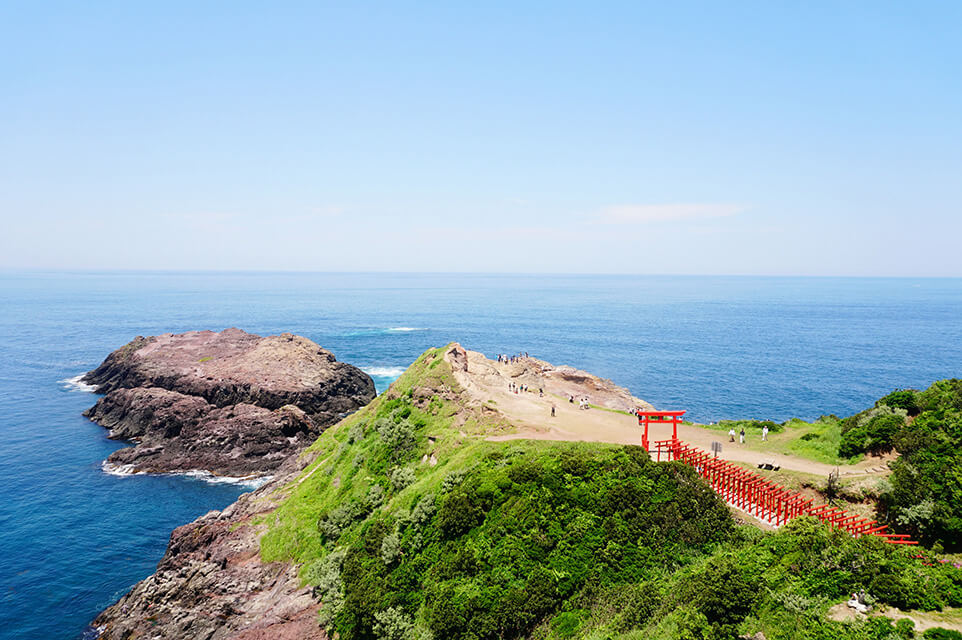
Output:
637 410 686 451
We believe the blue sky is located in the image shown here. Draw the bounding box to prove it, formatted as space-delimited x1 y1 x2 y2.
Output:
2 2 960 275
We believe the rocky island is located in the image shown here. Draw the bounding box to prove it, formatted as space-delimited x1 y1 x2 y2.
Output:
83 328 375 477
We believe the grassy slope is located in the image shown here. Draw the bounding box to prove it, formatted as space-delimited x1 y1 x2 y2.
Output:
258 348 962 640
261 346 478 564
694 417 856 465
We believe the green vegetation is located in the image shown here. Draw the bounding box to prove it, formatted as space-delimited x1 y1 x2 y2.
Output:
258 349 962 639
879 380 962 548
701 416 853 465
839 402 909 458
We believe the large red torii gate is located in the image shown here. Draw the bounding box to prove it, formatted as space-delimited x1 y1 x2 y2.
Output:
637 410 686 451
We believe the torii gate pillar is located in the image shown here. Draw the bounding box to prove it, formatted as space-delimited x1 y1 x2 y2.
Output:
637 410 686 451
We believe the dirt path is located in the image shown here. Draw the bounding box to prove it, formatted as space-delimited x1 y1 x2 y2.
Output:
447 347 886 478
827 603 962 633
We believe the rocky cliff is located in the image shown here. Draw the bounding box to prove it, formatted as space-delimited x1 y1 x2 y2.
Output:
89 452 326 640
83 328 375 476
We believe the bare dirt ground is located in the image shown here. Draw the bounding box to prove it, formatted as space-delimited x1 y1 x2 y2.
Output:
446 346 888 478
827 602 962 633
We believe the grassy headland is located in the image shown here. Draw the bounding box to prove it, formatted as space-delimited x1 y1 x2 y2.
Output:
258 347 962 640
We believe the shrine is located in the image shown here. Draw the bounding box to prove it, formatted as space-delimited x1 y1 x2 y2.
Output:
636 409 686 451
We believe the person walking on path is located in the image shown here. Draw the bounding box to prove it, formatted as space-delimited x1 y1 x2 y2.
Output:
739 428 746 444
550 405 556 417
762 425 769 441
728 427 736 443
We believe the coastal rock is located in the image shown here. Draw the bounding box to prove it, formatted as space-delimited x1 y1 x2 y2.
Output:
83 328 374 421
83 328 375 476
91 454 327 640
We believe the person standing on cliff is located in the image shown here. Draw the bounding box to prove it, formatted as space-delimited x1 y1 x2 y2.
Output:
739 428 746 444
728 427 736 442
762 425 769 441
551 405 556 417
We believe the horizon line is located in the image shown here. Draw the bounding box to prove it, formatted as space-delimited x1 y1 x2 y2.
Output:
2 268 962 280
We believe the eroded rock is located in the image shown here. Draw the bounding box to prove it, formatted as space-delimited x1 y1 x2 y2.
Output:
83 328 375 476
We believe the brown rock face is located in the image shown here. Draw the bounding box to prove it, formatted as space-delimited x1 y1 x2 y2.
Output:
83 328 375 476
90 454 328 640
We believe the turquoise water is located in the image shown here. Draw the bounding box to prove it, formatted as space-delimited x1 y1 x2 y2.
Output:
1 271 961 639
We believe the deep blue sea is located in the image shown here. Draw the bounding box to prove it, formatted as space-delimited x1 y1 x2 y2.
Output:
1 271 961 640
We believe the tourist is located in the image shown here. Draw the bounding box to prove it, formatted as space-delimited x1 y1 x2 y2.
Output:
762 425 769 441
728 427 736 443
551 405 556 417
739 428 746 444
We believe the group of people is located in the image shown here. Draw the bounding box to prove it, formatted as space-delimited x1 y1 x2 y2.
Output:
728 424 770 443
508 382 531 394
567 395 591 410
497 352 529 364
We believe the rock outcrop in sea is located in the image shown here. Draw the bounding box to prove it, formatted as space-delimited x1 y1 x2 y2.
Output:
83 328 375 477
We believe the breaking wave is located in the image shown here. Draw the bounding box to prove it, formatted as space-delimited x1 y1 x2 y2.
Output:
362 366 407 377
60 375 97 393
101 461 273 489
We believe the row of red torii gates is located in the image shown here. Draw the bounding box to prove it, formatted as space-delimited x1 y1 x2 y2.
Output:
637 410 916 545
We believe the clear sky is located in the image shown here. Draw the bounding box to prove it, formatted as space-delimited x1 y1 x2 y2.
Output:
2 1 960 275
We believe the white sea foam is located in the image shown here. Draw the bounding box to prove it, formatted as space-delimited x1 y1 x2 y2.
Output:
101 461 138 476
386 327 426 332
101 460 272 488
178 470 274 488
60 374 97 393
362 366 407 377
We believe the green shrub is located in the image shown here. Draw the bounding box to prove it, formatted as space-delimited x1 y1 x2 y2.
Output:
373 606 414 640
381 531 401 564
680 556 757 635
894 618 916 639
376 417 418 463
839 412 905 457
879 389 921 415
390 467 417 492
880 380 962 547
347 421 366 444
307 550 346 630
550 610 588 638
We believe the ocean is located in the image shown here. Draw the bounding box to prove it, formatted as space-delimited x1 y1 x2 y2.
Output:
1 271 961 640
